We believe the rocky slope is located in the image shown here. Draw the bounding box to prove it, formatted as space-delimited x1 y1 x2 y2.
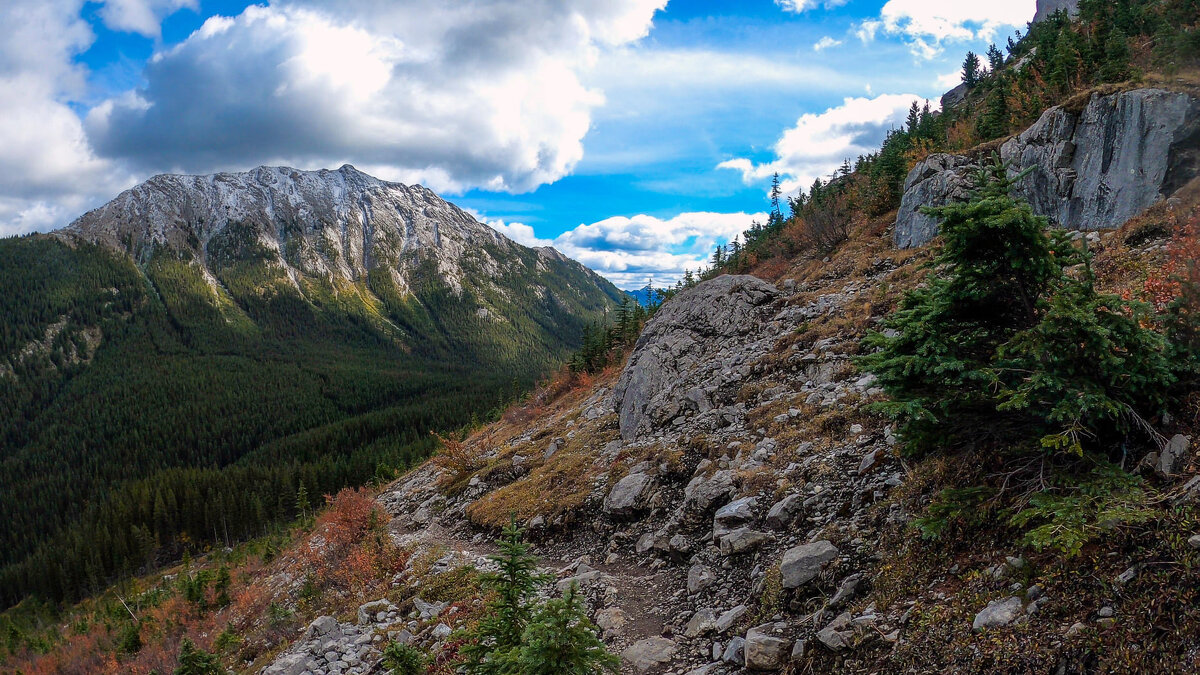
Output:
62 164 610 302
896 87 1200 248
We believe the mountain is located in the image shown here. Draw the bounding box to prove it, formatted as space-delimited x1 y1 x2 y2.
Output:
0 165 622 606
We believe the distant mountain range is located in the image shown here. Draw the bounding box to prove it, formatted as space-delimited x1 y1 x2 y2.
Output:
0 165 623 605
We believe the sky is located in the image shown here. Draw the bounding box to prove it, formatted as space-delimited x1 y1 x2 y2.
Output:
0 0 1037 288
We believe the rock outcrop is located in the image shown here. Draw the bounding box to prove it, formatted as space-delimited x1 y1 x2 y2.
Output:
895 88 1200 248
1034 0 1079 23
614 275 781 440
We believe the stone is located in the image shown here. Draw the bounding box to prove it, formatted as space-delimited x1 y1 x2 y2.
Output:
1188 534 1200 550
721 637 746 665
683 470 737 522
745 627 792 670
305 615 339 639
622 637 677 674
764 494 803 530
972 597 1024 631
857 450 879 475
685 609 718 637
719 528 773 556
604 472 653 516
816 612 852 651
688 564 716 594
715 605 747 634
713 497 758 538
357 599 391 626
828 573 863 608
896 89 1200 249
1066 622 1088 638
780 541 839 588
413 597 447 621
431 623 452 639
614 275 781 440
1158 434 1190 476
596 607 629 634
791 639 806 661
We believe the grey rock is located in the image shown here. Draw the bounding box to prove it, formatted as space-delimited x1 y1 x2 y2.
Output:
745 627 792 670
972 597 1024 631
596 607 629 634
764 494 803 530
604 472 653 516
614 275 780 440
1158 434 1190 476
828 573 863 608
1034 0 1079 22
1188 534 1200 550
688 564 716 594
622 637 677 674
816 612 852 651
780 541 839 588
715 605 747 634
721 636 746 665
683 470 737 522
685 609 718 637
305 615 339 639
413 597 447 621
718 528 773 556
941 82 970 110
713 497 758 539
896 89 1200 248
357 599 392 626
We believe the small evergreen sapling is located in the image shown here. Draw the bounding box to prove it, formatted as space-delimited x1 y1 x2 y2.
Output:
174 638 221 675
505 584 619 675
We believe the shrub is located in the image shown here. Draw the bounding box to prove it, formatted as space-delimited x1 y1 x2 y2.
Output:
861 162 1172 460
383 642 427 675
174 638 221 675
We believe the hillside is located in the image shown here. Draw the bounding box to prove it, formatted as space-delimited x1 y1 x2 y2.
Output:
0 165 623 608
4 2 1200 674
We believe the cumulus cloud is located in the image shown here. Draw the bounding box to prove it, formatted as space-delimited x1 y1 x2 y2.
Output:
813 36 843 52
718 93 923 195
98 0 197 38
0 1 134 236
86 0 667 194
859 1 1035 58
488 212 765 288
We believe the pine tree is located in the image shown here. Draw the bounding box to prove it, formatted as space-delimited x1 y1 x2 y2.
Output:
175 638 221 675
1099 29 1132 82
295 484 310 521
962 51 982 88
769 173 783 225
987 43 1005 72
978 85 1010 140
382 642 426 675
504 584 619 675
905 101 921 134
461 519 546 674
214 566 231 608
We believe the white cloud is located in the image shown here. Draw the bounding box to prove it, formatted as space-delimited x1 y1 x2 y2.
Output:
86 0 667 194
488 212 765 288
718 93 924 195
813 36 842 52
0 1 134 236
775 0 849 13
862 1 1036 58
98 0 197 38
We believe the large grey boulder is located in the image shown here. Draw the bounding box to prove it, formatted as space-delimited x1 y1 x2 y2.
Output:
895 89 1200 249
780 541 839 588
615 275 780 440
713 497 757 539
744 626 792 670
1034 0 1079 23
604 472 653 516
719 528 773 556
683 470 737 523
973 597 1024 631
623 637 677 674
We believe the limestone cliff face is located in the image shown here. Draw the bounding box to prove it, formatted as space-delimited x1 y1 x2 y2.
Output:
896 88 1200 249
1034 0 1080 23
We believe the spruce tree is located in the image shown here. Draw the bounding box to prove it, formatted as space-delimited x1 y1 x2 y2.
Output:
987 43 1005 71
505 584 619 675
461 519 546 674
175 638 221 675
962 51 982 87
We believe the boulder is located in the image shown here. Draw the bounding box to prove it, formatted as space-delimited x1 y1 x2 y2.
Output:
715 605 747 634
896 89 1200 249
713 497 758 539
596 607 629 634
622 637 677 674
615 275 780 440
721 636 746 665
816 612 853 651
604 472 653 516
764 494 803 530
1157 434 1190 476
718 528 773 556
683 470 737 522
357 599 392 625
685 609 718 637
972 597 1024 631
745 627 791 670
780 541 839 588
688 564 716 594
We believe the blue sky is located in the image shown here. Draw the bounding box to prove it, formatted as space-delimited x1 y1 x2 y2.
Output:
0 0 1036 287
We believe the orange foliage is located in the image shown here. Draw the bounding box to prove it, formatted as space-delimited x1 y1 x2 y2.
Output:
1145 216 1200 313
300 487 407 594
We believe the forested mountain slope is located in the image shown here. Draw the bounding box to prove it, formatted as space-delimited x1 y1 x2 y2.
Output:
0 165 623 607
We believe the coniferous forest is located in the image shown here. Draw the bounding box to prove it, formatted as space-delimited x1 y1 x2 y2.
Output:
0 233 620 607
